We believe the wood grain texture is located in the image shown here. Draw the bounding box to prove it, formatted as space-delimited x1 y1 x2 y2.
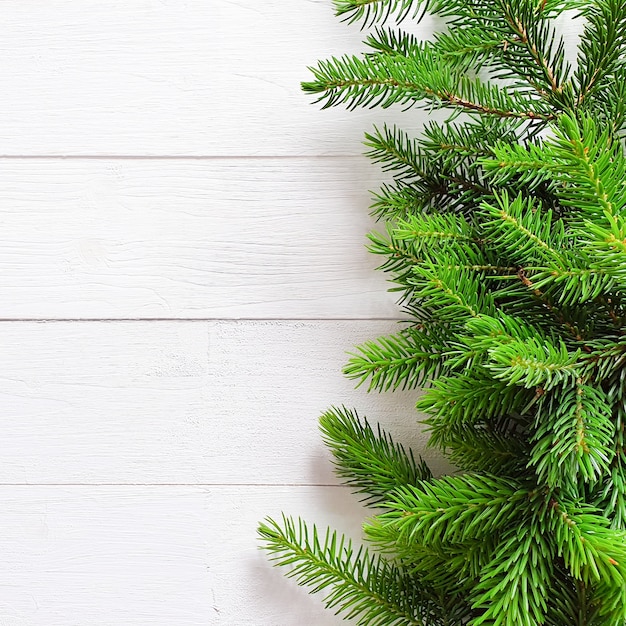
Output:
0 320 448 485
0 157 402 319
0 0 440 156
0 485 366 625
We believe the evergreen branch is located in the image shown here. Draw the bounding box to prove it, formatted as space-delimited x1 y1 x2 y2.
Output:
548 499 626 606
552 114 626 220
366 28 423 58
418 361 533 473
495 0 572 102
365 124 434 182
334 0 431 26
582 74 626 135
367 226 422 295
486 114 626 225
583 336 626 381
543 563 586 626
482 142 563 190
370 184 430 220
284 1 626 622
366 474 528 550
426 0 574 106
344 325 449 391
531 383 615 488
433 27 505 70
392 213 487 267
527 263 620 305
483 115 626 302
595 459 626 530
420 118 521 165
398 539 497 598
539 0 587 13
507 271 587 343
470 524 554 626
418 371 534 427
258 515 433 626
480 192 565 266
575 0 626 108
455 312 582 390
410 264 497 322
365 123 494 200
320 406 432 507
303 48 555 119
485 335 581 389
438 422 529 474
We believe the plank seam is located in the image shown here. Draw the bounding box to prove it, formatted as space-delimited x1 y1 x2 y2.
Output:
0 317 406 323
0 154 366 160
0 483 350 487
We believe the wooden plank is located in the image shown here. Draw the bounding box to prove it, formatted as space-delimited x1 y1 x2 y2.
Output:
0 157 400 319
0 485 367 625
0 0 440 156
0 320 448 485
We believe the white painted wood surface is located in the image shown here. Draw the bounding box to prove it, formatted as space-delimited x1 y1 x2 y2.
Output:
1 320 447 485
0 1 458 624
0 0 439 157
0 486 367 625
0 158 398 319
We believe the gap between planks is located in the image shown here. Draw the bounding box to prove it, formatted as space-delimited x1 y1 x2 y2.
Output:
0 154 365 160
0 317 406 322
0 483 349 488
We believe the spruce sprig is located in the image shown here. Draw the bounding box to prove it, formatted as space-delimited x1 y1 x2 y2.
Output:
259 0 626 623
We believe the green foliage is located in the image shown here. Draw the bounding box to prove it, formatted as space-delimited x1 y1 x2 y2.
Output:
259 0 626 624
258 515 437 625
319 406 432 506
531 383 615 490
303 44 554 119
333 0 430 27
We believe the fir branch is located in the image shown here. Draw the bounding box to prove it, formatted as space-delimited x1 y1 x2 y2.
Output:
575 0 626 110
531 383 615 488
596 459 626 530
548 498 626 618
505 271 587 343
370 183 429 220
303 47 555 119
538 0 587 13
420 118 521 165
470 524 554 626
344 325 449 391
418 371 534 427
258 515 436 626
482 115 626 302
583 336 626 380
366 474 529 550
334 0 431 26
274 1 626 622
551 114 626 222
495 0 573 103
364 124 434 182
410 264 497 322
367 225 423 295
392 213 490 272
480 191 565 266
486 335 581 389
319 406 432 506
433 27 505 70
439 422 529 474
486 114 626 227
366 28 423 58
